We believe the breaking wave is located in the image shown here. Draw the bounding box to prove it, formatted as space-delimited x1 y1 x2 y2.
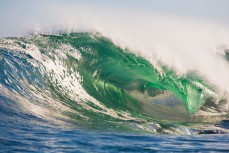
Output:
0 32 228 134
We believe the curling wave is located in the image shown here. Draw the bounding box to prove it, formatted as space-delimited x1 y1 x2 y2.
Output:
0 32 228 134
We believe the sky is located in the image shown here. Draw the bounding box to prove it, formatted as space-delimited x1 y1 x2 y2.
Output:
0 0 229 37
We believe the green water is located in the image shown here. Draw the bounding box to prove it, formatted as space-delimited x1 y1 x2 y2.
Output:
0 32 218 132
48 33 212 114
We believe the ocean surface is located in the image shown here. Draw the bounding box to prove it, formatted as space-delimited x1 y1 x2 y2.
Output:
0 32 228 152
1 121 229 152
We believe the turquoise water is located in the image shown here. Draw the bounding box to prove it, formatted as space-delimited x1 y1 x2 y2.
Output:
0 33 228 152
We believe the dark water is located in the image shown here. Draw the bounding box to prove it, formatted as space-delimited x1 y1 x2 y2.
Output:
1 120 229 152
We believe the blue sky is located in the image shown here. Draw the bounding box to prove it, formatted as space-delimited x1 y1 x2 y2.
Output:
1 0 229 20
0 0 229 36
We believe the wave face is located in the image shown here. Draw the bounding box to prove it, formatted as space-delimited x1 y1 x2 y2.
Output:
0 33 228 133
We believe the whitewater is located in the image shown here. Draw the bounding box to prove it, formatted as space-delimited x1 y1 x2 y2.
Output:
0 0 229 152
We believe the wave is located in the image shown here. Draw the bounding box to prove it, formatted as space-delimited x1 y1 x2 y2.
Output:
0 32 228 133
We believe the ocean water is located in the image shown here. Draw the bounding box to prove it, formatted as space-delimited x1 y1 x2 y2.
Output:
1 115 229 152
1 124 229 152
0 33 229 152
